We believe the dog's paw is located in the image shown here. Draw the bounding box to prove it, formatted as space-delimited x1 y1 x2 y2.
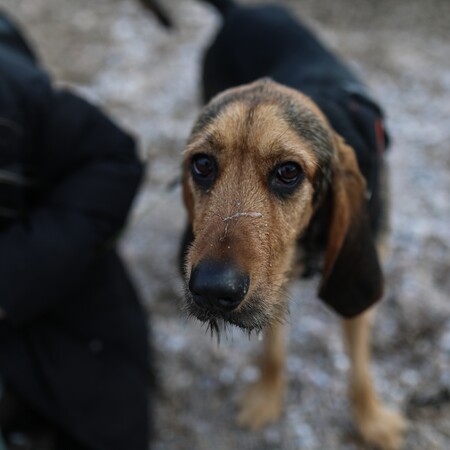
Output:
236 378 284 430
356 405 407 450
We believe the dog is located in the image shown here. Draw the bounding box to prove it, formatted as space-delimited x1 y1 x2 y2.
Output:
179 1 406 448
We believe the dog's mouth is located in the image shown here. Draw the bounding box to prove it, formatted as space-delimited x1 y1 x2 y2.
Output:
183 288 286 336
185 292 272 334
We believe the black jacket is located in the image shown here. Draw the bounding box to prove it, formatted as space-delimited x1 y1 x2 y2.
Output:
0 15 150 450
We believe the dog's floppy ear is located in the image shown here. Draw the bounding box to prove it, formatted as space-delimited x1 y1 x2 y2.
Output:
318 134 383 318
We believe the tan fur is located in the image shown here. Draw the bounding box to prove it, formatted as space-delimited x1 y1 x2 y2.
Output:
237 321 286 430
343 310 406 449
182 79 406 449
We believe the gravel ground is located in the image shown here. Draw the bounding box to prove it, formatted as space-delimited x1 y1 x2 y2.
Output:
1 0 449 448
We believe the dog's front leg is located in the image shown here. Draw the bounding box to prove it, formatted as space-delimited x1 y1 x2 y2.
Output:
343 309 406 450
237 321 285 430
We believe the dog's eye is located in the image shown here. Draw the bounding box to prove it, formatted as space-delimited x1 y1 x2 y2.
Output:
276 163 301 185
270 162 303 197
191 153 217 188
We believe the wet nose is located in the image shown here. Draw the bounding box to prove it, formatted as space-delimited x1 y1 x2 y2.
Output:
189 260 249 312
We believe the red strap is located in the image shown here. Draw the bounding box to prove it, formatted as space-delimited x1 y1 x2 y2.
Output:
374 118 385 155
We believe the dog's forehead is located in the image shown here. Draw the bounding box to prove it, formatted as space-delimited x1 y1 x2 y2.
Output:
187 80 333 173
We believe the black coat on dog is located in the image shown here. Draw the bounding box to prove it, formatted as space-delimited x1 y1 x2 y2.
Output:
0 14 151 450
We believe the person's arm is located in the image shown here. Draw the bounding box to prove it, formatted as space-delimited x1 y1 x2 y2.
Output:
0 90 144 325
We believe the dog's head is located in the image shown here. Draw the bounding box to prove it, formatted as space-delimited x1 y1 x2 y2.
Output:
181 79 382 332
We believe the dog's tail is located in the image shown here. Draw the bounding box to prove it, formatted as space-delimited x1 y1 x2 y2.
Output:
139 0 173 28
199 0 237 16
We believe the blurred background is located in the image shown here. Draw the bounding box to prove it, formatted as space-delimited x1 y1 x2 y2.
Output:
1 0 449 448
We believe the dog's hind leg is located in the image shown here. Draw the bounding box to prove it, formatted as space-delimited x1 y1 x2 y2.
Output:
342 309 406 450
237 321 286 430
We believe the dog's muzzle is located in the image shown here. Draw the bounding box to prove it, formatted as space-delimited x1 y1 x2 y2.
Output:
189 259 249 313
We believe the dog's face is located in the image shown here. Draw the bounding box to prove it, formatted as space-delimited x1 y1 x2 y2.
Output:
182 79 378 332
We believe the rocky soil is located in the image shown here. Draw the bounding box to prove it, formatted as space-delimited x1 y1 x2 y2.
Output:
1 0 449 448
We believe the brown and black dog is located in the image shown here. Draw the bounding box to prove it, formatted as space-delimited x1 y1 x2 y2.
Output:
179 1 406 448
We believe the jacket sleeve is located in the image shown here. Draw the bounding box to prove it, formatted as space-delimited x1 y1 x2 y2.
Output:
0 90 144 325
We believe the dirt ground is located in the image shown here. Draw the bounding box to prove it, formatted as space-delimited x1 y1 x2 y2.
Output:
1 0 449 448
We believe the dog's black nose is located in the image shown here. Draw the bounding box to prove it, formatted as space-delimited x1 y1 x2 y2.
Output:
189 260 249 312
